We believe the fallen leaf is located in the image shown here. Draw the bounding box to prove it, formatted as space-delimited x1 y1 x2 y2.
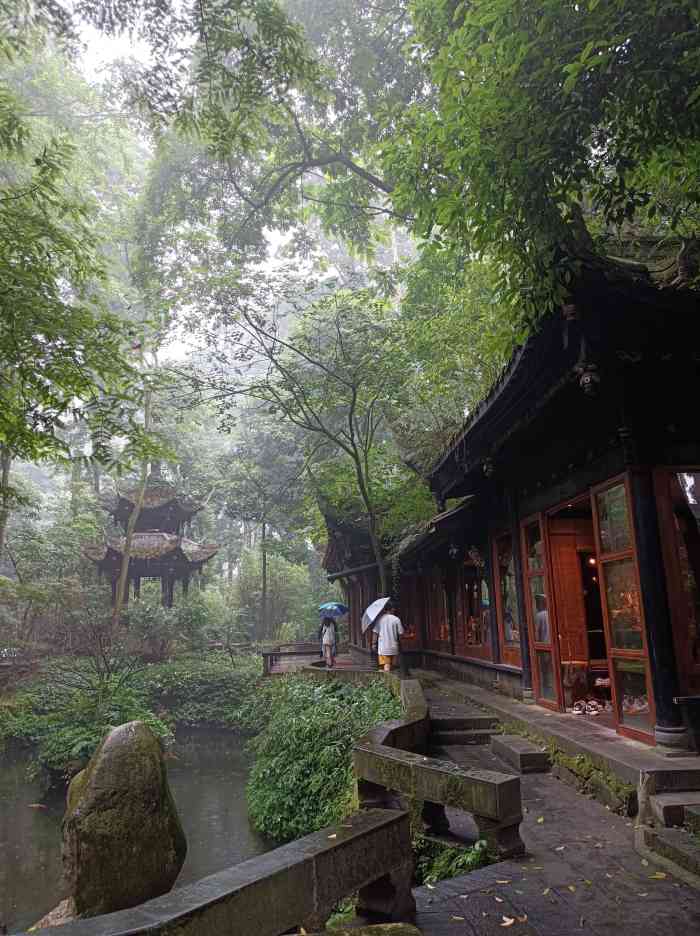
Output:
27 804 47 809
594 842 603 848
638 892 648 897
584 879 592 886
459 894 469 899
327 834 337 839
641 858 649 867
426 883 435 890
496 880 511 885
542 888 551 896
555 845 566 852
500 917 515 928
537 816 545 824
605 873 614 879
568 885 576 893
532 866 543 870
650 872 667 880
450 916 465 922
494 896 503 903
515 890 524 895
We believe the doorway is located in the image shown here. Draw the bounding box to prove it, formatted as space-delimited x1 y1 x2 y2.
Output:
523 478 655 741
545 499 615 727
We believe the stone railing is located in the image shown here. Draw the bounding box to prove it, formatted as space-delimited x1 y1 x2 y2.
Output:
353 679 525 858
21 809 414 936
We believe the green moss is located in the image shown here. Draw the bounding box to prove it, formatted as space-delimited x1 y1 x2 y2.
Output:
498 719 636 813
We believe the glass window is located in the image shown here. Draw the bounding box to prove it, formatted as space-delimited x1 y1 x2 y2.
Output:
613 658 652 734
597 484 632 554
537 651 556 701
604 558 643 650
496 534 520 646
525 522 544 571
529 575 549 643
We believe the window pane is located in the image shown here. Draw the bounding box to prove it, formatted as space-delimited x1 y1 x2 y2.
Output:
604 558 643 650
497 534 520 646
537 651 556 701
529 575 549 643
597 484 632 554
613 658 652 734
525 522 544 571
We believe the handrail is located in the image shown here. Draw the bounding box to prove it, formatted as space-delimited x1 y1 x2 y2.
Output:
18 810 415 936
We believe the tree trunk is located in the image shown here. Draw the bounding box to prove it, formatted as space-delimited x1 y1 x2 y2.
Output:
70 458 81 517
351 455 388 594
0 446 12 565
112 388 152 629
261 519 268 639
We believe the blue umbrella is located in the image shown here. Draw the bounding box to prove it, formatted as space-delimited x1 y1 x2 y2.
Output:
319 602 349 619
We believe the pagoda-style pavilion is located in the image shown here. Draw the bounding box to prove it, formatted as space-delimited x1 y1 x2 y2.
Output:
86 473 219 607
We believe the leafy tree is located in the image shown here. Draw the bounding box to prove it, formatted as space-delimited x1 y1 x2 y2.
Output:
385 0 700 319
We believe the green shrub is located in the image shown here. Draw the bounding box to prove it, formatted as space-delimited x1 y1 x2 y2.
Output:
245 676 401 842
2 679 171 777
413 835 491 885
141 652 261 726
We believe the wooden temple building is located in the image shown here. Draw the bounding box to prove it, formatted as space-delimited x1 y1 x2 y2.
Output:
86 473 219 606
327 266 700 751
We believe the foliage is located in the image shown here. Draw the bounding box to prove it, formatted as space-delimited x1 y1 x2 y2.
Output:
0 650 261 775
386 0 700 320
139 652 262 728
0 673 171 777
413 834 491 885
245 676 401 841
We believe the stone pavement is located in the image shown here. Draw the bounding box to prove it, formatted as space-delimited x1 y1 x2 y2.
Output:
409 688 700 935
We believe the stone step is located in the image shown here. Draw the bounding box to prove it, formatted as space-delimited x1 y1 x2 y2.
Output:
490 734 550 774
430 713 500 732
429 728 495 745
649 791 700 828
637 824 700 879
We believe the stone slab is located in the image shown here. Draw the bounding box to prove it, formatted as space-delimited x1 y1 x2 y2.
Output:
650 791 700 827
353 743 522 822
490 734 550 773
431 729 494 745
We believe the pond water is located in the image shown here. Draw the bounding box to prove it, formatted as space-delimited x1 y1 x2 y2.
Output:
0 727 270 933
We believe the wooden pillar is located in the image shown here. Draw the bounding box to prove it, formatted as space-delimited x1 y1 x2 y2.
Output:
182 575 190 598
161 575 168 607
133 576 141 599
508 487 533 700
629 468 688 749
110 578 117 606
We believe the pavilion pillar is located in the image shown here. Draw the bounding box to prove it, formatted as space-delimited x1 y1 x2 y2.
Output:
111 578 117 606
628 468 688 750
133 576 141 599
161 575 168 608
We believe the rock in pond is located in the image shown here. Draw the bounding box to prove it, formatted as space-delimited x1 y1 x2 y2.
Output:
62 720 187 918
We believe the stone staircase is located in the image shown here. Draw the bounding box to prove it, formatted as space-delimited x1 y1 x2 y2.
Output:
428 704 550 774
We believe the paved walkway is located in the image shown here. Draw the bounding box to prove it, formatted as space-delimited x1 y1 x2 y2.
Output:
410 685 700 936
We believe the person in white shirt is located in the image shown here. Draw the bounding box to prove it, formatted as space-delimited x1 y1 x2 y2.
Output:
372 601 404 672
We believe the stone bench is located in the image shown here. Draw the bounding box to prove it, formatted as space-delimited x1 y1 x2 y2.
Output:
353 679 524 859
23 809 414 936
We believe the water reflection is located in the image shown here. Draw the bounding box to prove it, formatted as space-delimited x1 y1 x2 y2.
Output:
0 728 268 932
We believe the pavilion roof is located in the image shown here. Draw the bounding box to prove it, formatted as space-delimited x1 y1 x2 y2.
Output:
85 531 219 564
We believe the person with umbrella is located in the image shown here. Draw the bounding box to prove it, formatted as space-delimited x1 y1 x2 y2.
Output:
363 598 404 672
318 602 348 668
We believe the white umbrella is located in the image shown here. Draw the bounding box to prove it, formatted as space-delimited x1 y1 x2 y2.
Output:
361 597 391 633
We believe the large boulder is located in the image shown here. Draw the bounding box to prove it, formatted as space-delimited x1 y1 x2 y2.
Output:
62 720 187 917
